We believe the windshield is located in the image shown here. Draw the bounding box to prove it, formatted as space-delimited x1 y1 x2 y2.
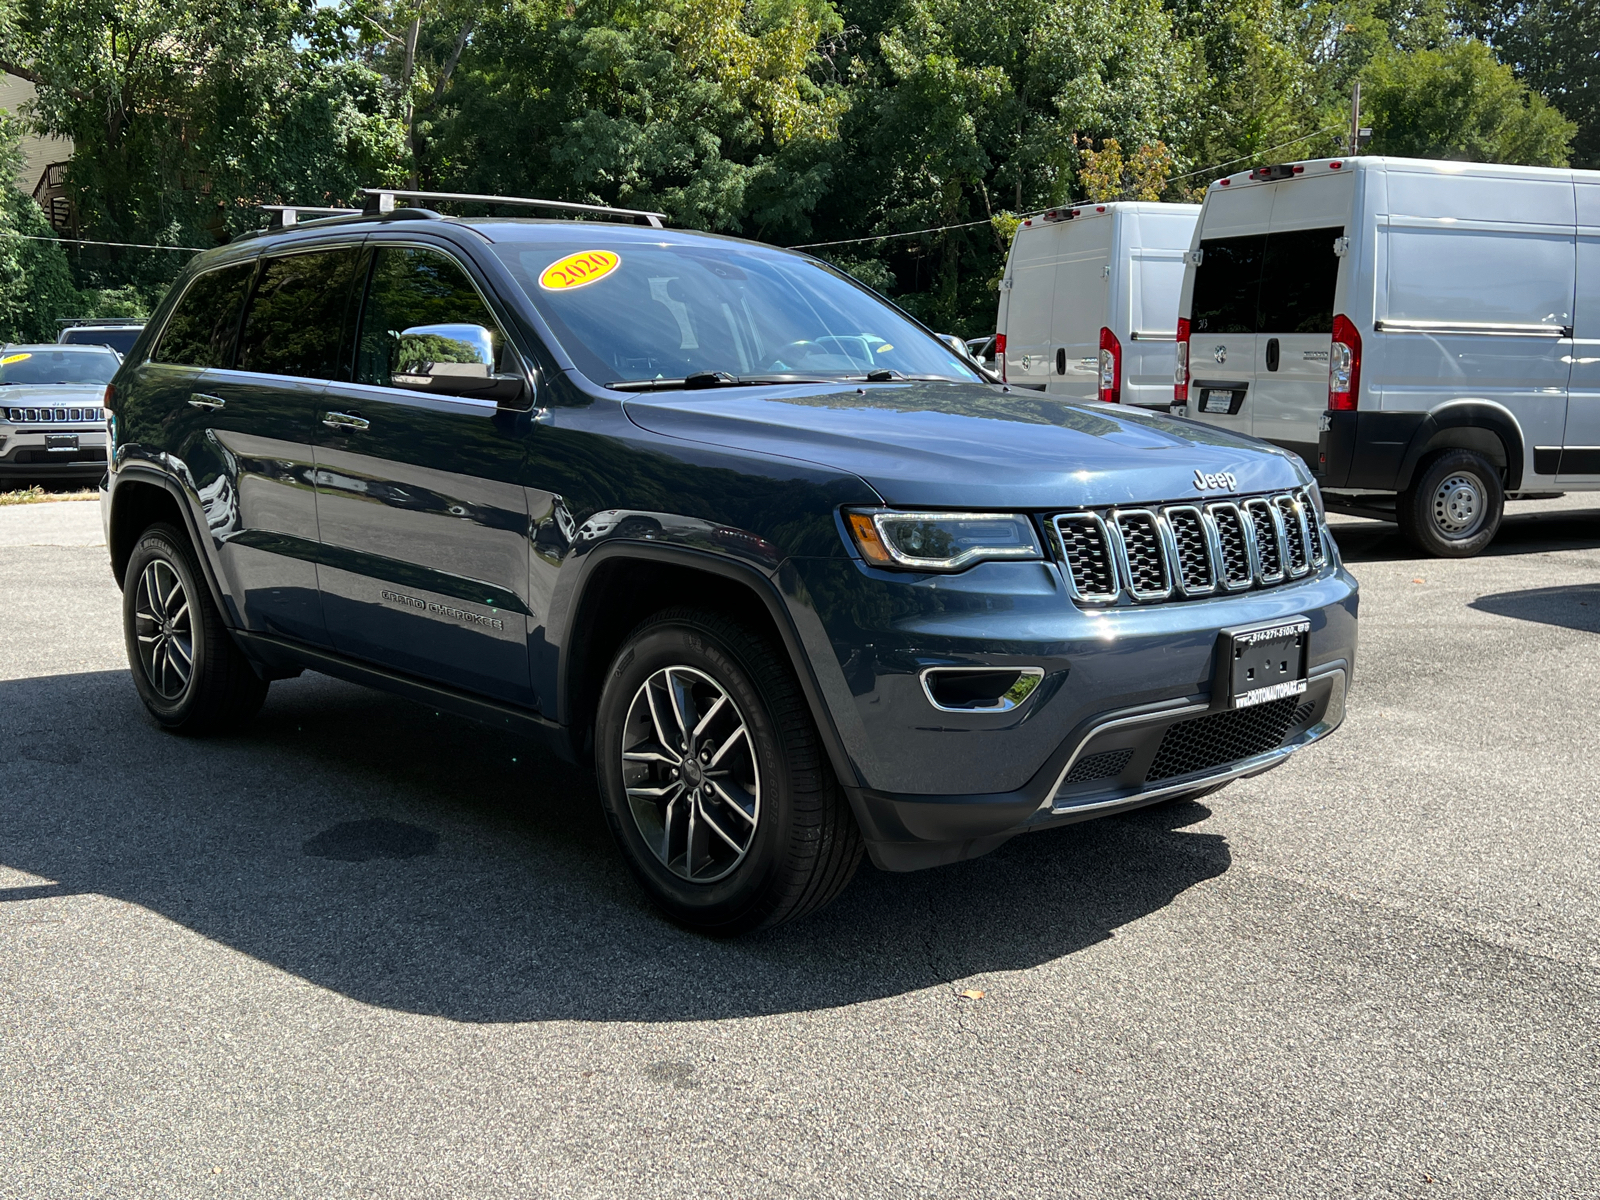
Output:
492 237 980 386
60 327 141 355
0 348 120 386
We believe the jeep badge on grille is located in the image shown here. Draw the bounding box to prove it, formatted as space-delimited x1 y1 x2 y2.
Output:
1194 469 1238 492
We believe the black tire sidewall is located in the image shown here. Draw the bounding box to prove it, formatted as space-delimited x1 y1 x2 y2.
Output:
595 618 795 931
123 524 212 727
1403 450 1504 557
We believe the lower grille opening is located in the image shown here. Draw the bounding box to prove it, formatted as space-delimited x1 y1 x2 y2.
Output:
1145 697 1301 782
1064 747 1133 786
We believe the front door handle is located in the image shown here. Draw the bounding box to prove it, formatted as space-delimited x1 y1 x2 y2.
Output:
188 393 226 410
323 411 370 432
1265 337 1280 372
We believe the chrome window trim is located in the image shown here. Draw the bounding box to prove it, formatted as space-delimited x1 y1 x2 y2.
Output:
1052 512 1121 605
918 665 1046 714
1110 508 1173 601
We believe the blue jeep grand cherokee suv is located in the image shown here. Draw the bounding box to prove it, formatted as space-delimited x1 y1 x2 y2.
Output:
101 190 1358 933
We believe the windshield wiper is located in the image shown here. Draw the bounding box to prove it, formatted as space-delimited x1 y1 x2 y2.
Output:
608 372 838 392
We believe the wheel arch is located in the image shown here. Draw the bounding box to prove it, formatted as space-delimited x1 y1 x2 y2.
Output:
557 544 861 791
1397 400 1526 493
107 467 234 627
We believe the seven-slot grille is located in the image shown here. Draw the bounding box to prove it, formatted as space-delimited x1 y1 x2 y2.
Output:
4 406 105 423
1052 489 1327 605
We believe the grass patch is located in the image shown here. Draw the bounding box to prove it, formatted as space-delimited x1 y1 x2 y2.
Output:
0 485 99 505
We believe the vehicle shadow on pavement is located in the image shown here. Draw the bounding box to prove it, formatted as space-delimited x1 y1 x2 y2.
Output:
1332 505 1600 563
1 668 1231 1023
1470 583 1600 633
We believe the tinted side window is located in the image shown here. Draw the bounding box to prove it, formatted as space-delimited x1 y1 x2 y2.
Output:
356 246 505 386
1258 226 1343 334
152 263 256 368
1191 234 1265 334
237 248 365 379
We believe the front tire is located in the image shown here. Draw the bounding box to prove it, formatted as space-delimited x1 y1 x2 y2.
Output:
595 608 862 934
122 523 268 734
1397 449 1504 558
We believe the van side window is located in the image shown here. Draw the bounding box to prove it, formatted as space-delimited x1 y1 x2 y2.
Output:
1258 226 1342 334
1190 234 1264 334
152 262 257 368
236 248 366 380
355 246 507 387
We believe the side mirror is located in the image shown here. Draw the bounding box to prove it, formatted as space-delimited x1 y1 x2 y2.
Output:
937 333 972 360
391 323 525 403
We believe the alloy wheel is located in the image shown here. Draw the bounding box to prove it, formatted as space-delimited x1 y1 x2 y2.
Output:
134 558 194 700
620 665 761 883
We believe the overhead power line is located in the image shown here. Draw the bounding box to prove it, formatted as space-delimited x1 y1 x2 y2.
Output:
1 232 208 252
789 124 1347 252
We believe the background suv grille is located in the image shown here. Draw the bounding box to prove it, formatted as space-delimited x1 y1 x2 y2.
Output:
1052 489 1329 606
5 407 104 423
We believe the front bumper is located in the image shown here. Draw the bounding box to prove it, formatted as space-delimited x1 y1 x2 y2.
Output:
784 553 1358 871
0 426 109 480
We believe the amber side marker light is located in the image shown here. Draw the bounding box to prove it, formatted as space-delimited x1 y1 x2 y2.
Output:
845 511 894 566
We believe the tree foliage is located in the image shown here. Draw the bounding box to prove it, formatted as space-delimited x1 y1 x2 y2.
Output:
0 0 1585 335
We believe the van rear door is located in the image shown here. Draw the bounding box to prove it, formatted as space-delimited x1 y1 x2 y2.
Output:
1000 223 1058 389
1187 232 1262 439
1253 224 1344 464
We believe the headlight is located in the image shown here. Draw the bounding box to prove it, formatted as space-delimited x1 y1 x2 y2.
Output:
844 509 1043 572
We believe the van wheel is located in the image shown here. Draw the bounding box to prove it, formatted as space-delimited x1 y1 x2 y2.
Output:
1397 449 1504 558
122 523 268 733
595 608 862 935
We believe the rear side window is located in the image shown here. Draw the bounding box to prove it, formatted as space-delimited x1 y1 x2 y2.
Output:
152 263 256 368
1190 234 1264 334
355 246 507 386
237 248 365 379
1191 226 1343 335
1258 227 1342 334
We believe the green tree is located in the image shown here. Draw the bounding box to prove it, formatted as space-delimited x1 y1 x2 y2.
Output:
0 111 78 341
1461 0 1600 168
1361 36 1575 163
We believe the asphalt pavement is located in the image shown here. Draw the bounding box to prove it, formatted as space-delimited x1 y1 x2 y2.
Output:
2 496 1597 1198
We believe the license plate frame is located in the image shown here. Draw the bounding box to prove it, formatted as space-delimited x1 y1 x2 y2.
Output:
44 433 79 452
1216 616 1310 709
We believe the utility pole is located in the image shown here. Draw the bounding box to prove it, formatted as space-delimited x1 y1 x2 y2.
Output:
1350 80 1361 154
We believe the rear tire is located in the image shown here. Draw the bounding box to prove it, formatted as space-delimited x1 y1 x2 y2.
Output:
122 522 268 734
1397 449 1503 558
595 608 862 935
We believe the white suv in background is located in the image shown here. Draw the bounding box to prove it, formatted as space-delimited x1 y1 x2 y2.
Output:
0 344 116 485
1174 155 1599 557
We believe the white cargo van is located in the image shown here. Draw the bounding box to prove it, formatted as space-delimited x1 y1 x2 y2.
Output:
1175 155 1597 557
996 201 1199 408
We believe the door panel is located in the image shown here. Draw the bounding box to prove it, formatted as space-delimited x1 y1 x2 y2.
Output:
1251 225 1343 465
1187 231 1264 440
314 385 534 704
313 242 535 705
1561 225 1600 480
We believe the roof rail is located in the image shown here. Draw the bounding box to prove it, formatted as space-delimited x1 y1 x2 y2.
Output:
57 317 144 327
261 204 362 230
361 188 667 229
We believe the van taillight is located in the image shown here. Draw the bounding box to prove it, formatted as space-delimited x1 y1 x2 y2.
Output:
1329 315 1361 411
1098 327 1121 403
995 333 1007 383
1174 318 1191 404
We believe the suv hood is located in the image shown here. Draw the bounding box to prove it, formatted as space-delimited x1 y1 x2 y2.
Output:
623 381 1308 508
0 383 110 406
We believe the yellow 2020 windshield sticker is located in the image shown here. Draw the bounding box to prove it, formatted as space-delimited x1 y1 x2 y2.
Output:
539 250 621 291
0 352 32 365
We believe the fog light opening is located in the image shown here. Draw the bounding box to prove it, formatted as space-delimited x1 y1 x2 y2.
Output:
920 667 1044 713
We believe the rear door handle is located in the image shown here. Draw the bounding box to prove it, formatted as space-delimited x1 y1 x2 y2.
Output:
323 411 370 432
188 393 225 410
